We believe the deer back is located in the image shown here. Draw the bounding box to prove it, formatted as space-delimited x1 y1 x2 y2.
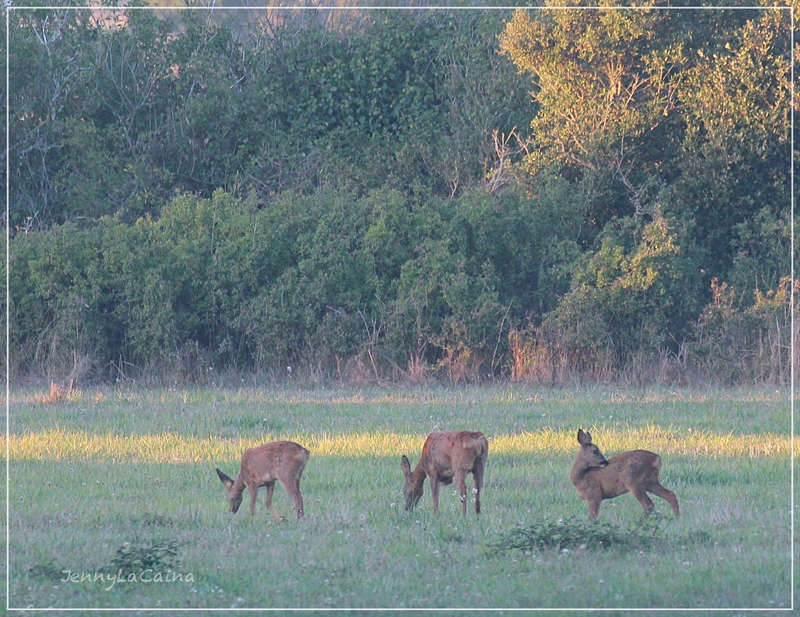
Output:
598 449 663 497
241 440 310 485
421 430 488 477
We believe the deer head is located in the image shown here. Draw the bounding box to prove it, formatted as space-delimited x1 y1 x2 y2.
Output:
575 429 609 469
216 468 244 513
400 454 425 511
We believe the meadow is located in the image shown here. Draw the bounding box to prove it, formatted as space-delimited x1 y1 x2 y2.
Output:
3 385 795 613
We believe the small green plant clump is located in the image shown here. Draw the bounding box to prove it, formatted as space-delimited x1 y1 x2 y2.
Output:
109 539 186 576
489 515 672 554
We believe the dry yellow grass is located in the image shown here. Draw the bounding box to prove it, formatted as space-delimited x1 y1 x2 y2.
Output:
30 381 83 404
2 428 793 463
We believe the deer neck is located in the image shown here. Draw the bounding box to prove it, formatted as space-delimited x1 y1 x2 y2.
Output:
232 473 247 497
570 458 598 487
411 462 428 489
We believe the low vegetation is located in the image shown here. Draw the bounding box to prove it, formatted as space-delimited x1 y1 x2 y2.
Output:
488 514 675 553
4 386 793 610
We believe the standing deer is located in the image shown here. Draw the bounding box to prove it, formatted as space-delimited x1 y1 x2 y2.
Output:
216 441 309 520
570 429 680 520
401 431 489 516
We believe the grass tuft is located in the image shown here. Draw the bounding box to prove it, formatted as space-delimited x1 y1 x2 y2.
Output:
134 513 175 527
28 561 65 582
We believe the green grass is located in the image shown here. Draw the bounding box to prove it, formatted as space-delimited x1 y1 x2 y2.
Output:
4 385 795 612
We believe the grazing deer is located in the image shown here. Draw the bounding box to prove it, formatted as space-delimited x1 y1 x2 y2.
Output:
401 431 489 516
216 441 309 520
570 429 680 520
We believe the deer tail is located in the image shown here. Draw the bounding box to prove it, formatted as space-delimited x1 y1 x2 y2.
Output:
652 453 663 472
465 435 488 458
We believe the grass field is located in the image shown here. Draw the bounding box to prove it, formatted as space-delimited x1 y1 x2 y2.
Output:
3 385 795 613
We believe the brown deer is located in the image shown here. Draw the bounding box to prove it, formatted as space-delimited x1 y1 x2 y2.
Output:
216 441 309 520
570 429 680 520
401 431 489 516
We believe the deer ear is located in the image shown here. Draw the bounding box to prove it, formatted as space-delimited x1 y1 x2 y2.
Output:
577 429 591 445
400 455 412 477
216 468 234 489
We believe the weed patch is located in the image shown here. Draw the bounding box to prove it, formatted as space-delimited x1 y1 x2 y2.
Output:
110 539 186 576
489 515 672 554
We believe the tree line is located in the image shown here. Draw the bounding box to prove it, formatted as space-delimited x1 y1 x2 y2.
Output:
5 1 795 386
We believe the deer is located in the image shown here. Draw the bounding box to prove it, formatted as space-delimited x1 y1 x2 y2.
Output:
216 441 310 520
570 429 680 520
400 430 489 516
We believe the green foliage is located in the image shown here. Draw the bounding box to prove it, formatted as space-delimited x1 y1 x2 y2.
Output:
676 9 791 276
728 207 792 307
495 5 790 383
9 2 178 227
9 6 528 228
499 6 680 177
7 4 793 385
543 212 702 369
499 4 686 235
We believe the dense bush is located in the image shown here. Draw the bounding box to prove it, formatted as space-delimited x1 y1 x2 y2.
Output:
9 185 572 382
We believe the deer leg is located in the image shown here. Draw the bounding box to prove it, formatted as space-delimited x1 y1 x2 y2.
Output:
648 483 680 518
296 479 306 520
430 476 440 515
264 482 285 521
472 464 484 515
455 471 468 517
248 483 259 516
630 486 656 515
280 477 305 520
587 499 602 521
